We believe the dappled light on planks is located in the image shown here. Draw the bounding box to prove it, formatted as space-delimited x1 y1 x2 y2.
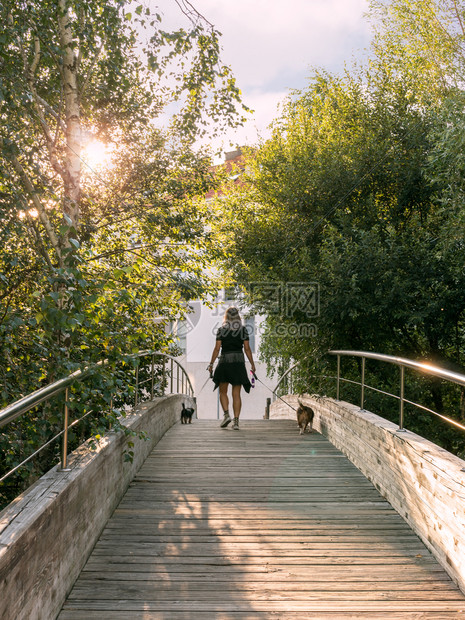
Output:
59 420 465 619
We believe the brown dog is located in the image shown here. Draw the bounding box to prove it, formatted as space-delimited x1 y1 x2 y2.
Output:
297 399 314 435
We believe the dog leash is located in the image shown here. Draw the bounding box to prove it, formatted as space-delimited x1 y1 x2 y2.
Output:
197 370 214 395
251 371 299 413
197 366 299 414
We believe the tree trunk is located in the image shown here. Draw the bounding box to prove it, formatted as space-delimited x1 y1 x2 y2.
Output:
58 0 81 235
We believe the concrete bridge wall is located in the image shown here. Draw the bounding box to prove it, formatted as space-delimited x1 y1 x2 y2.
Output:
271 395 465 594
0 394 194 620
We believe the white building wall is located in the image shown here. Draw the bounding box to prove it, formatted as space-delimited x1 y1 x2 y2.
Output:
177 299 275 419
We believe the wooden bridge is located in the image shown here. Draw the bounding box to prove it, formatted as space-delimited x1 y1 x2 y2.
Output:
58 418 465 619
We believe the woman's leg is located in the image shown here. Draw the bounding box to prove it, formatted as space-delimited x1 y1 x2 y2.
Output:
232 384 242 418
219 382 232 427
219 382 229 412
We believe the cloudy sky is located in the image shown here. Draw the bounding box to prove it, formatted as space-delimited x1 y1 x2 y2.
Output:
160 0 373 154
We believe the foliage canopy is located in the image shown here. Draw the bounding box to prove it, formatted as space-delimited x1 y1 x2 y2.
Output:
0 0 246 504
216 0 465 455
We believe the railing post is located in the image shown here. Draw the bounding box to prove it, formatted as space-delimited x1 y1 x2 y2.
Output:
162 357 166 396
398 365 406 432
360 357 365 410
135 363 139 407
177 363 179 393
336 354 341 400
265 397 271 419
61 388 70 471
151 354 155 400
108 394 114 431
170 359 174 393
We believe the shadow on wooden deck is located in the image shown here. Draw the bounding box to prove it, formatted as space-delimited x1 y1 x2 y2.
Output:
58 419 465 619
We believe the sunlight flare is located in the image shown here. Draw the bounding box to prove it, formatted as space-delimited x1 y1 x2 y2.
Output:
82 139 114 171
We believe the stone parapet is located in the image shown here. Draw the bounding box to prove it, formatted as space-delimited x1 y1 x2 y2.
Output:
0 394 194 620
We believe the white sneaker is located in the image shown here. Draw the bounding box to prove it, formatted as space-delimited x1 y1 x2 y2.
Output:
232 418 239 430
220 412 231 428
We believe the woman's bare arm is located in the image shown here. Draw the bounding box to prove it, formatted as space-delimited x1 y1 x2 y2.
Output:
243 340 256 373
208 341 222 372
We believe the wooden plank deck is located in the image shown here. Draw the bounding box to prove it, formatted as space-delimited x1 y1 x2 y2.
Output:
58 419 465 619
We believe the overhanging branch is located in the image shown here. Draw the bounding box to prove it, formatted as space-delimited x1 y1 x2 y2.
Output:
4 144 63 266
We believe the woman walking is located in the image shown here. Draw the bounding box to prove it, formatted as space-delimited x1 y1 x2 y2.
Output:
208 307 256 430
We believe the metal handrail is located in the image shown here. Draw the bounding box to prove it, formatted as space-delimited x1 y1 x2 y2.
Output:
0 365 97 428
272 361 300 401
0 351 193 479
271 350 465 434
329 350 465 433
330 350 465 387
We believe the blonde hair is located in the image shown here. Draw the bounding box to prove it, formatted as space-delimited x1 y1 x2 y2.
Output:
223 306 242 326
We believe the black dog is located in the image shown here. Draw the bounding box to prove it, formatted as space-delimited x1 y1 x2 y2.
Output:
181 403 194 424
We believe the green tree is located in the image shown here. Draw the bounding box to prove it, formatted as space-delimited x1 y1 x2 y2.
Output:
0 0 246 396
369 0 465 98
217 65 465 453
0 0 246 503
220 70 438 345
214 0 465 454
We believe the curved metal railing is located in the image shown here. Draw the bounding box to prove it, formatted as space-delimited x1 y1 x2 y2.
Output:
272 350 465 434
330 350 465 433
272 359 334 403
272 361 300 399
0 351 193 482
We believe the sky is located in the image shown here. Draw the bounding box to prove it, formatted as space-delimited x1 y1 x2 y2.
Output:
164 0 373 156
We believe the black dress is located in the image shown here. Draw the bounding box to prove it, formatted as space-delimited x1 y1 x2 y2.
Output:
213 322 252 392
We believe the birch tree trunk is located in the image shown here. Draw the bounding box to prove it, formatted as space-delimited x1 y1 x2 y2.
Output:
58 0 81 235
